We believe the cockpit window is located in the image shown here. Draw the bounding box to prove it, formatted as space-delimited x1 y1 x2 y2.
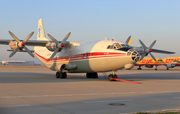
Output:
107 43 127 49
121 44 126 47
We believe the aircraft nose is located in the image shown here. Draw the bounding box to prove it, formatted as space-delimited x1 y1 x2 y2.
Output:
127 49 140 62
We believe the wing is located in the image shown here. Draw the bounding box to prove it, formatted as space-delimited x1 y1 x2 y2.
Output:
151 49 175 54
0 39 48 46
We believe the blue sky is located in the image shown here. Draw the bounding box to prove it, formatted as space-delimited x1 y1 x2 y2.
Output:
0 0 179 64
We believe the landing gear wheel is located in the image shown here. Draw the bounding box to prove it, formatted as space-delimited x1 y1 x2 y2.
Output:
62 72 67 78
108 74 113 81
56 72 60 78
155 68 157 70
167 68 169 70
92 73 98 78
108 74 117 81
86 73 98 78
137 67 142 70
113 74 117 78
56 72 67 79
86 73 91 78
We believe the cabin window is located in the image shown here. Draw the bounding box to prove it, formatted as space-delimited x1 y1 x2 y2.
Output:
107 45 111 49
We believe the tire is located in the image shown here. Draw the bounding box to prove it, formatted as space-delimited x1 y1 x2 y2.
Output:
86 73 91 78
56 72 60 78
113 74 117 78
62 72 67 79
108 74 113 81
92 73 98 78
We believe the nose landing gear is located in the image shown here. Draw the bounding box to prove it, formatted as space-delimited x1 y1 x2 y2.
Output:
108 71 140 84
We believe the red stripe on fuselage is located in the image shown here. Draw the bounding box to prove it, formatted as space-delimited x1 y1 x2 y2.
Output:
34 52 126 63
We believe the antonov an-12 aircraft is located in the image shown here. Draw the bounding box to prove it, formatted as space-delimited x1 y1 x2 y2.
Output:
0 19 175 82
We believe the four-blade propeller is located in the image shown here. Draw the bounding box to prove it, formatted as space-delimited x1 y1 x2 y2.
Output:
139 39 156 61
8 31 35 58
47 32 72 59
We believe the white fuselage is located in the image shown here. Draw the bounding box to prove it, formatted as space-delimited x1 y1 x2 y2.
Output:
34 40 139 73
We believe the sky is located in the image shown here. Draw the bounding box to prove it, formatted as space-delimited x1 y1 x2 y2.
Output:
0 0 179 64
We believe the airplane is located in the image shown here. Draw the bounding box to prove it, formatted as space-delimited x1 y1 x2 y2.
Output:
163 57 180 70
0 19 175 82
135 57 180 70
135 57 165 70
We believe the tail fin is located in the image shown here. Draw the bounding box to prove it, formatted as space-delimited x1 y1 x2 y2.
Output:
34 19 52 67
37 18 49 41
125 35 132 46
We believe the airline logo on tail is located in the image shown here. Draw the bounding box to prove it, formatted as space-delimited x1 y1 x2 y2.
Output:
38 26 41 38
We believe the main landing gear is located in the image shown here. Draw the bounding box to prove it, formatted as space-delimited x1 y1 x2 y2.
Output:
56 72 67 79
86 73 98 78
108 71 140 84
155 66 157 70
137 66 142 70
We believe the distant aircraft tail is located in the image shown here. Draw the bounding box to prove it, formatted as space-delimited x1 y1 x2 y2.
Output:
125 36 132 46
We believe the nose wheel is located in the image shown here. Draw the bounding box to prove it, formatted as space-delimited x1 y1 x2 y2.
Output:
108 74 117 81
108 71 140 84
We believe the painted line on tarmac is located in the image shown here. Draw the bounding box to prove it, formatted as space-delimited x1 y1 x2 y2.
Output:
84 99 134 103
0 104 30 107
0 91 179 99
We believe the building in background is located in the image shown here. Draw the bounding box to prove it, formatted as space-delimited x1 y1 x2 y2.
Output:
1 61 42 66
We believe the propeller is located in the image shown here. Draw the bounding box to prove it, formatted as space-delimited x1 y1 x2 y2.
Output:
139 39 156 61
47 32 72 59
8 31 35 58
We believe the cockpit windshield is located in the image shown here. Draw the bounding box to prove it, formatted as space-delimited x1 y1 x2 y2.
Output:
107 43 127 49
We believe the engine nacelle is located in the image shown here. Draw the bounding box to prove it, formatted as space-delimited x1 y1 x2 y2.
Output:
53 64 77 71
145 65 154 68
65 64 77 70
9 41 18 50
167 63 176 68
46 42 57 51
124 64 134 70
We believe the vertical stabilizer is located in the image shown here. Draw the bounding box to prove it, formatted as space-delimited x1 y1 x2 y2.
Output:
125 35 132 46
34 19 52 67
37 18 49 41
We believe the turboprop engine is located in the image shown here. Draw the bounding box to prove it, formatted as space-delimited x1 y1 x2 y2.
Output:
8 31 34 58
47 32 72 59
45 42 57 51
167 63 176 68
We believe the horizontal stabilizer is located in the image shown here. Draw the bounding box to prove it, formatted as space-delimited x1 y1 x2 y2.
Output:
7 49 34 52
